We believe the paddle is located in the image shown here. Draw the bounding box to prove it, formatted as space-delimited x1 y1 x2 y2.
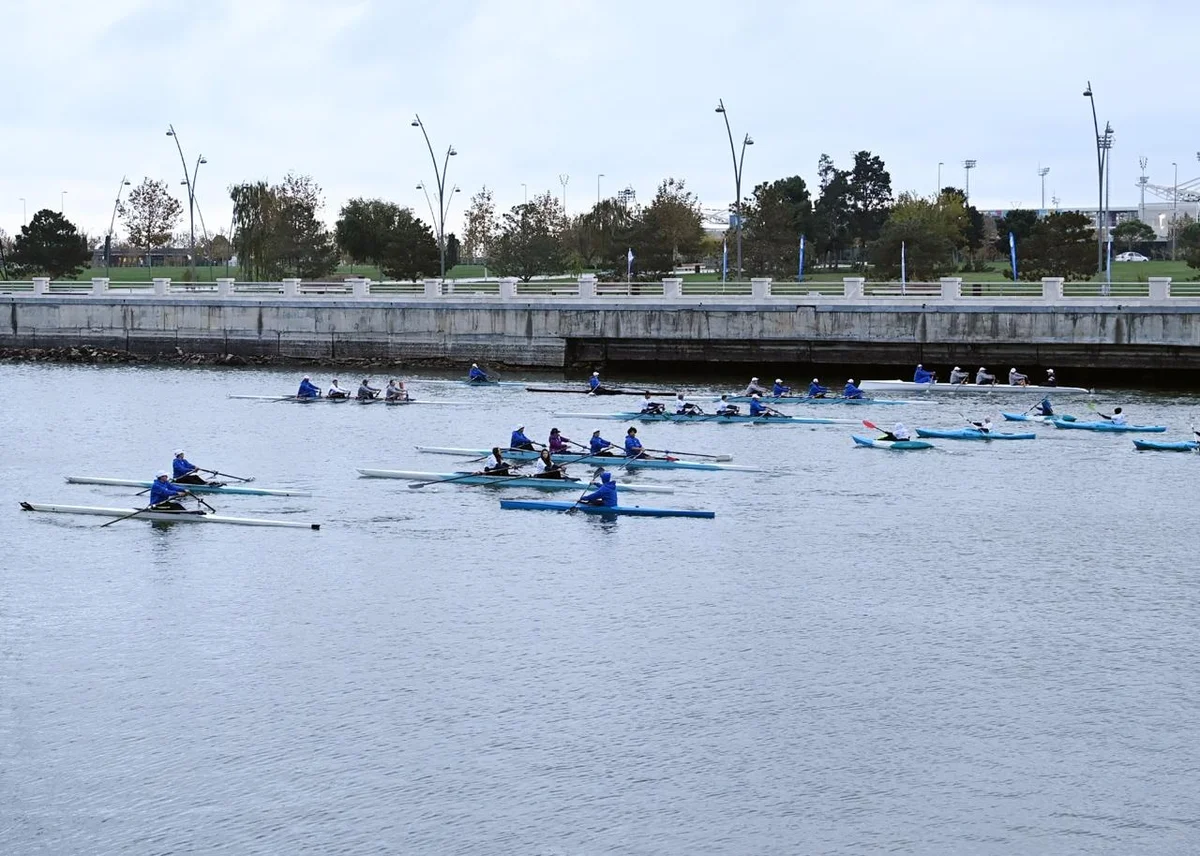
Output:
566 468 606 514
641 446 732 462
199 467 253 483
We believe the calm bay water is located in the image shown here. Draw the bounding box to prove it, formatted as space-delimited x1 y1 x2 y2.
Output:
2 363 1199 855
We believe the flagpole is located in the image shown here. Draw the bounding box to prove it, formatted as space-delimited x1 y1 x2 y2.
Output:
900 240 906 294
798 235 805 282
722 238 728 284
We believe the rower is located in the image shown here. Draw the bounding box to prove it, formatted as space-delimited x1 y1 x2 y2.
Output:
468 363 490 383
624 426 646 459
970 416 994 434
150 472 188 510
479 447 513 476
1099 406 1127 426
948 366 969 385
384 379 410 402
589 371 602 391
843 379 865 399
327 378 350 399
357 378 381 400
1045 369 1057 387
772 378 791 397
639 392 666 415
297 375 322 399
548 428 573 454
531 449 566 479
879 422 911 441
749 393 783 418
1035 396 1054 416
1008 367 1029 386
743 376 767 396
579 470 618 508
590 430 619 456
172 450 213 486
976 366 996 385
510 425 537 451
675 392 702 415
806 378 829 398
913 364 936 384
715 395 740 416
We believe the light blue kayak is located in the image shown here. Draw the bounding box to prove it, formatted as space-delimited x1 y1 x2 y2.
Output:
915 428 1036 441
1131 439 1199 452
1051 420 1167 433
1001 412 1076 423
851 435 934 450
499 499 715 519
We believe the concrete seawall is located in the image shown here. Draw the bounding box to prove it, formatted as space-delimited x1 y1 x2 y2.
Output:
5 295 1200 371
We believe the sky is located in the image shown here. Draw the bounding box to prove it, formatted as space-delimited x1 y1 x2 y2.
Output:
2 0 1197 242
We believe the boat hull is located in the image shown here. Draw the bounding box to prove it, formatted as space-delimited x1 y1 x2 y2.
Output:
413 446 760 472
355 469 673 493
914 428 1036 440
552 411 855 425
498 499 715 519
1001 412 1076 423
712 396 916 405
859 380 1090 395
64 476 310 497
227 394 466 406
20 502 320 529
1051 420 1167 433
851 435 934 450
1131 439 1199 451
526 386 678 396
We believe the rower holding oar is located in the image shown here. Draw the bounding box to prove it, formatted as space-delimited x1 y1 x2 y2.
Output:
151 471 189 510
1097 406 1127 426
843 378 865 399
969 416 994 434
548 428 573 454
578 470 618 508
468 363 490 383
385 379 410 402
531 449 567 479
715 395 740 416
949 366 969 385
976 367 996 386
590 430 620 456
1008 367 1029 386
510 425 538 451
878 422 912 442
297 375 322 399
589 371 603 392
624 427 647 459
1033 396 1054 417
749 393 785 418
639 392 666 415
772 378 791 397
675 392 703 415
478 447 515 476
743 376 767 396
357 378 381 400
913 364 936 384
806 378 830 398
172 450 221 486
327 378 350 399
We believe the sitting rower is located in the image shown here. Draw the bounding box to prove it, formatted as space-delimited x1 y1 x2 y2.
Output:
1099 406 1127 426
843 379 864 399
1035 397 1054 417
590 430 619 456
970 416 994 434
150 472 189 510
297 375 322 399
743 376 767 396
579 470 618 508
806 378 829 398
531 449 566 479
715 395 740 416
468 363 490 383
172 450 213 486
548 428 573 454
510 425 537 451
1044 369 1057 387
879 422 912 441
479 447 513 476
327 378 350 399
639 392 666 415
674 392 703 415
976 367 996 385
948 366 969 385
384 379 410 402
624 426 647 459
1008 367 1028 386
588 371 603 392
772 378 791 397
749 394 784 418
357 378 381 400
913 364 936 384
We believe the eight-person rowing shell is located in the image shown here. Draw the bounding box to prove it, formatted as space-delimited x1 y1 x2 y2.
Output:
297 376 322 399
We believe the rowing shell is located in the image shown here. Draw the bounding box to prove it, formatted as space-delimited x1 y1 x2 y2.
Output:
711 396 928 406
526 386 678 396
859 379 1091 395
414 446 761 472
413 379 528 388
64 476 311 497
553 411 859 425
227 394 469 406
355 469 674 493
20 502 320 529
498 499 715 519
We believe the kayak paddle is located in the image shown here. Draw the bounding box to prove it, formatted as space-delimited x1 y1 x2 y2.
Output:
566 467 606 514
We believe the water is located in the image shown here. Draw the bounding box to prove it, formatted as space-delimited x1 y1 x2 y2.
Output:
3 363 1199 855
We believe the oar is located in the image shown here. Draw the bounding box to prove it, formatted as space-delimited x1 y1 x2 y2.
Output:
199 467 253 483
183 491 217 513
641 446 732 462
566 468 606 514
409 449 595 488
100 502 159 527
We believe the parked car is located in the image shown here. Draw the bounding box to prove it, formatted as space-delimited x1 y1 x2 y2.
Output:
1114 252 1149 262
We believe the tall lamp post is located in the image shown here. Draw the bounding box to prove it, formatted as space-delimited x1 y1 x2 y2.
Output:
1172 161 1179 261
166 124 206 278
963 160 976 207
1038 167 1050 211
106 176 132 278
714 99 753 280
937 162 943 197
60 190 67 213
411 114 457 279
597 173 604 207
1083 82 1110 275
1138 157 1149 223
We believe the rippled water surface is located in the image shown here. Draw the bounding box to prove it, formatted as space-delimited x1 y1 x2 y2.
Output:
3 363 1200 855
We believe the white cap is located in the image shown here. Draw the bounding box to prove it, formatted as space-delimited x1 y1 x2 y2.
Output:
775 378 783 383
954 366 960 371
1047 368 1055 373
592 371 600 376
1010 367 1017 372
917 364 923 368
812 378 819 383
515 425 524 430
979 367 986 372
157 470 170 478
302 375 310 380
751 393 760 398
751 377 759 382
472 363 478 367
174 449 184 456
848 378 855 384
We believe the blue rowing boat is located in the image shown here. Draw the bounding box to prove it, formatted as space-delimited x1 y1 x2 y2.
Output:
711 395 914 406
851 435 934 450
499 499 715 519
552 411 856 425
914 428 1036 441
1051 420 1167 433
414 446 761 472
1131 439 1199 452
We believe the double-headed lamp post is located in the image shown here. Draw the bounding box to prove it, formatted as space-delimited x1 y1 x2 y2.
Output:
106 176 132 277
1082 82 1109 275
416 182 461 263
1173 161 1179 261
412 114 457 279
1038 167 1050 211
166 124 206 277
715 99 753 280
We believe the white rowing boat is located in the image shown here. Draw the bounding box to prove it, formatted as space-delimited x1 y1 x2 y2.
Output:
858 380 1091 395
64 476 311 498
356 468 674 493
20 502 321 529
227 394 470 406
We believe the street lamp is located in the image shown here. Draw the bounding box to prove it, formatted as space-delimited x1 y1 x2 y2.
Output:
106 176 132 278
962 160 976 208
521 183 527 204
715 99 753 280
166 124 206 278
1083 82 1108 274
937 162 943 197
60 190 67 213
597 173 604 207
1038 166 1050 211
412 114 457 279
559 174 570 214
1138 156 1149 223
1172 161 1179 261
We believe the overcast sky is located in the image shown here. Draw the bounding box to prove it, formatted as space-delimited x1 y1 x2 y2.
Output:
2 0 1197 240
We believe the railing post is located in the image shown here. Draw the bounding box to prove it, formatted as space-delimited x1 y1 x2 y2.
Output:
844 277 864 299
216 277 234 297
33 277 49 295
423 278 442 297
1042 277 1063 301
282 277 300 298
152 277 170 296
499 277 518 299
750 277 771 299
1148 276 1171 300
939 277 962 300
662 277 682 298
578 274 597 298
91 277 109 296
350 277 370 298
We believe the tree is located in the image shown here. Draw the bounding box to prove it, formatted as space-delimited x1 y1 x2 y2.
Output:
445 233 461 270
490 192 568 281
1009 212 1096 280
1112 219 1156 252
741 175 812 277
119 178 182 261
869 192 965 280
1178 221 1200 270
0 228 12 279
378 210 439 280
230 181 276 281
811 154 851 268
461 186 497 262
8 209 90 278
230 174 337 280
336 198 404 268
992 209 1040 256
563 199 633 270
617 178 704 276
845 151 893 260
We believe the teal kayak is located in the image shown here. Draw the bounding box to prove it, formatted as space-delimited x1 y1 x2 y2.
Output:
1001 412 1076 423
1051 420 1167 433
852 435 934 450
499 499 715 519
915 428 1036 441
1132 439 1199 452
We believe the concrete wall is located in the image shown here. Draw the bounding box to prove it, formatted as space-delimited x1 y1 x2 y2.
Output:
5 295 1200 369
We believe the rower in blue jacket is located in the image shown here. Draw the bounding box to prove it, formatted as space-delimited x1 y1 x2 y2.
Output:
749 394 783 417
150 472 188 510
1035 396 1054 416
807 378 829 398
172 450 211 485
624 427 646 458
589 430 618 456
913 364 936 384
510 426 537 451
579 471 618 507
468 363 490 382
588 371 602 391
297 376 321 399
772 378 791 397
843 379 865 399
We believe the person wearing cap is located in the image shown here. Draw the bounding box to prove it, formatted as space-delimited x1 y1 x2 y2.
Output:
715 394 740 416
806 378 829 398
589 430 618 456
509 426 537 451
588 371 603 391
878 422 912 442
548 428 573 454
171 450 210 485
674 392 703 415
975 367 996 385
327 378 350 399
743 376 767 396
1044 369 1057 387
356 377 381 400
639 391 666 415
468 363 490 383
384 379 410 402
578 470 618 508
749 393 785 418
1008 367 1029 386
297 375 321 399
772 378 791 397
149 472 189 510
478 447 513 477
948 366 969 385
623 426 647 459
843 379 864 399
913 364 936 384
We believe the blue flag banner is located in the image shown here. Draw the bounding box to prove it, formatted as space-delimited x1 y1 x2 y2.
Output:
627 247 634 282
1009 231 1018 282
798 235 806 282
900 240 907 291
722 238 728 283
1106 238 1112 285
